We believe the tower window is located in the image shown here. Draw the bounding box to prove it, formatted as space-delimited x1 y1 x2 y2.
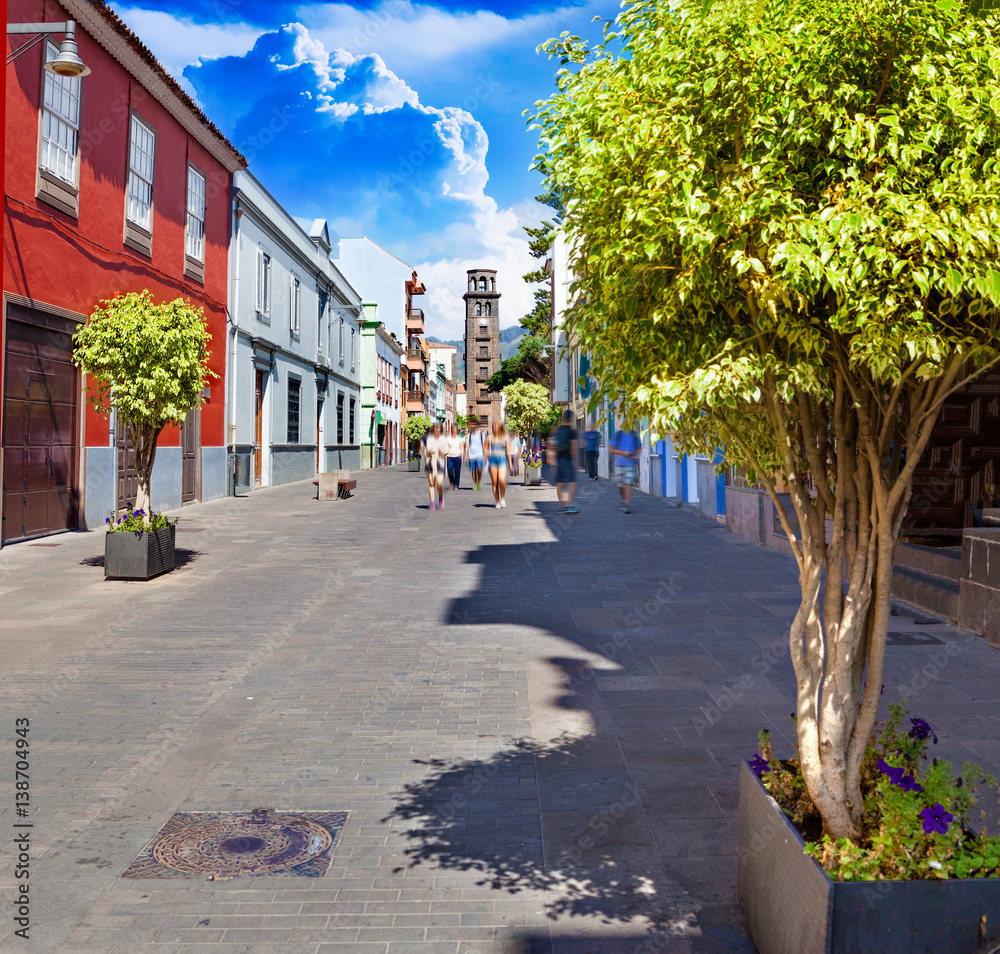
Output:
479 278 487 291
484 303 491 316
475 302 482 316
490 277 495 290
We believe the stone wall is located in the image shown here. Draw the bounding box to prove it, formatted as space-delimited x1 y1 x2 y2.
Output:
959 528 1000 647
272 446 316 485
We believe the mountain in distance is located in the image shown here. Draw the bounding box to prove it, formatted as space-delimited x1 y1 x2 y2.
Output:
426 326 525 382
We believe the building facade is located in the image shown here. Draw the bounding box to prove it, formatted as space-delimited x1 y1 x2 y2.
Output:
463 268 501 426
2 0 245 545
334 238 425 459
228 172 362 491
358 302 402 468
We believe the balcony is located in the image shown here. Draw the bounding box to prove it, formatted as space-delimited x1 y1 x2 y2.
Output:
407 309 425 332
406 389 423 404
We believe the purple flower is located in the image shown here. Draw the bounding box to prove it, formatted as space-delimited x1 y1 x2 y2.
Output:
749 754 770 777
920 803 954 835
878 758 905 786
909 718 938 744
899 774 923 793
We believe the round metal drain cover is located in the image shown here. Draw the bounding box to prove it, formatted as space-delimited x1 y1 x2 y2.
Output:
151 812 334 876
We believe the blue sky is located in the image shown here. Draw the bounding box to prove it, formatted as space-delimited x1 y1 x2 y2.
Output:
116 0 620 338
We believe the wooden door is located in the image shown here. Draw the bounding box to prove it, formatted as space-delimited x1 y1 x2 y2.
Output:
2 317 78 542
115 415 139 515
180 405 200 503
254 369 264 485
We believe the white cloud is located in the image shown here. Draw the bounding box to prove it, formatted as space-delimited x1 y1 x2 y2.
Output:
114 6 261 92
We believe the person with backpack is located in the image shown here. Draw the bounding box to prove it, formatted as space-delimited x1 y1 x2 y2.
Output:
548 409 580 513
464 421 486 491
610 423 640 513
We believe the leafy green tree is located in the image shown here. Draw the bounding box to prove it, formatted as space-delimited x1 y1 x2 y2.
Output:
532 0 1000 841
403 414 432 447
73 291 214 515
503 380 553 440
486 336 549 392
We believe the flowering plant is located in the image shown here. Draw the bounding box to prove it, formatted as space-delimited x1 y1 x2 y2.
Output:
105 505 177 538
407 452 421 462
753 703 1000 881
522 448 544 467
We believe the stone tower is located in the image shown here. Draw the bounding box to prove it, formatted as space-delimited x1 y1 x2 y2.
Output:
463 268 501 426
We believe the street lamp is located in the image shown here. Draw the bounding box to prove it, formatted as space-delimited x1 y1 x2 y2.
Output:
7 20 91 77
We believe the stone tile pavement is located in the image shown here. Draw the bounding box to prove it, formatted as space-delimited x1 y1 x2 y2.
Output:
2 467 999 953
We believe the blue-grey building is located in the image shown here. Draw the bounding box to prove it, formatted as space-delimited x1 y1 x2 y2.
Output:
227 172 363 492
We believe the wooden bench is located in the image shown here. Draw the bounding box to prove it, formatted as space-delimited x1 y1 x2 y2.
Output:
313 471 356 500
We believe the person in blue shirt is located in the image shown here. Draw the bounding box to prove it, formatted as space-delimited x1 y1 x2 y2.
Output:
610 426 639 513
583 426 600 480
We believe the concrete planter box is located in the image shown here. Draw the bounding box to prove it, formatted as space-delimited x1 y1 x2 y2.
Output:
524 466 542 486
738 761 1000 954
407 459 420 472
105 525 175 581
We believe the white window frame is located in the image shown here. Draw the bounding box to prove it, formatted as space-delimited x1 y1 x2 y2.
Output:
185 165 206 262
351 326 356 370
126 113 156 232
289 275 301 337
39 41 81 187
255 247 272 320
339 317 345 365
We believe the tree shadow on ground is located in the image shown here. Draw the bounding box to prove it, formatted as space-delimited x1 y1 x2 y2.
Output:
386 730 688 941
382 492 771 951
79 548 201 569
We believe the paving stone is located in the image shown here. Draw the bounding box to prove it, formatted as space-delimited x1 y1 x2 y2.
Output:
6 469 1000 952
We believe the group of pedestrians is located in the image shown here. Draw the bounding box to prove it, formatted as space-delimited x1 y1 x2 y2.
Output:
420 414 641 515
421 421 521 511
548 409 641 515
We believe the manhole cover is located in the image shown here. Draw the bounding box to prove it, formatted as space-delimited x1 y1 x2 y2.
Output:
887 631 945 646
122 809 348 879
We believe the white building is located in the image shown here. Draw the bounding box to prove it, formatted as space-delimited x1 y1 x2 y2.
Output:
227 171 363 491
359 302 403 468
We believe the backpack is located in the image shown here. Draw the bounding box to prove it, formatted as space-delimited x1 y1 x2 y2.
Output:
554 425 571 453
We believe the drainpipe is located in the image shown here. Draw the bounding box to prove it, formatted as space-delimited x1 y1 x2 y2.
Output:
229 195 242 491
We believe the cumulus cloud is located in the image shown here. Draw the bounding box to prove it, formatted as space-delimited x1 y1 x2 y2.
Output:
179 20 546 338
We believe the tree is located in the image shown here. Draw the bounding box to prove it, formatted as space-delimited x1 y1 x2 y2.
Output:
532 0 1000 840
502 380 553 439
73 291 215 515
403 414 432 447
486 336 548 392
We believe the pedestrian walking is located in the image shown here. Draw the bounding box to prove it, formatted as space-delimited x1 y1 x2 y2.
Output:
465 421 486 491
549 409 580 513
423 421 448 510
584 425 600 480
610 423 640 513
509 433 522 477
446 423 464 491
486 421 511 508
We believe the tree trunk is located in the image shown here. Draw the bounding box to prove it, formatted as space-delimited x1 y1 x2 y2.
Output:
129 423 161 516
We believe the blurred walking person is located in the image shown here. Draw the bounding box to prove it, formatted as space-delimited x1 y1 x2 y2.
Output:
549 409 580 513
446 423 464 490
610 423 640 513
465 420 486 491
486 421 511 509
509 432 522 477
423 421 448 510
583 424 600 480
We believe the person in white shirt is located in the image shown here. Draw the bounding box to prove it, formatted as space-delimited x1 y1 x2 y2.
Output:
446 424 465 490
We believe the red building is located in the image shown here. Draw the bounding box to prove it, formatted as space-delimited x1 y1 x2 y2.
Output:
3 0 244 544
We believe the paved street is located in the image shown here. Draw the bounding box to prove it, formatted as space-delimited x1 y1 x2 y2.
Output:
3 467 1000 954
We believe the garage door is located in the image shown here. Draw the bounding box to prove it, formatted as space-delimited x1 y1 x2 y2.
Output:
2 309 79 544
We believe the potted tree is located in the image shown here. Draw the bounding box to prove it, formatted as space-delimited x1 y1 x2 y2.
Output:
403 414 431 471
74 291 215 581
502 380 552 486
533 0 1000 947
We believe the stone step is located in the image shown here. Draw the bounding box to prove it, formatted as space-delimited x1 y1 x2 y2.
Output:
894 541 962 582
891 564 960 623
